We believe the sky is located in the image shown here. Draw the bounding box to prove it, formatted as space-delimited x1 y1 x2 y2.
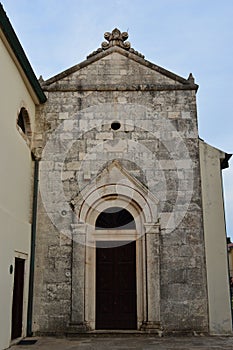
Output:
2 0 233 238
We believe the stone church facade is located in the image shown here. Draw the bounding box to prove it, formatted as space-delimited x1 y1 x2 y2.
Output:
32 29 232 335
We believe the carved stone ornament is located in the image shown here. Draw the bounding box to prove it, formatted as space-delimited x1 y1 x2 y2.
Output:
87 28 144 59
102 28 130 50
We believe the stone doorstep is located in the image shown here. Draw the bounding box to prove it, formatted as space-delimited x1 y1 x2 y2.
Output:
63 329 164 338
35 329 211 339
36 323 209 338
66 330 150 338
35 331 159 339
65 321 163 337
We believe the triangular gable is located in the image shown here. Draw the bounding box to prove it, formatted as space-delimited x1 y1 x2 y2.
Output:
42 29 197 91
79 159 158 202
71 160 159 224
97 159 147 188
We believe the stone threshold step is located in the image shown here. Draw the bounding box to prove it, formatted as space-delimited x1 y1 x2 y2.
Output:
66 330 162 338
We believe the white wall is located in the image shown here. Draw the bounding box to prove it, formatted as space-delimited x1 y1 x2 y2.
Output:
200 140 232 334
0 33 36 349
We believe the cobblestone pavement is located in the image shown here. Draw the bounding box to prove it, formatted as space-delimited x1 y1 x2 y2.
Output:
10 336 233 350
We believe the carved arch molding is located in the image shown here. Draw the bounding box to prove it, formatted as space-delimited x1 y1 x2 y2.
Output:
70 161 162 333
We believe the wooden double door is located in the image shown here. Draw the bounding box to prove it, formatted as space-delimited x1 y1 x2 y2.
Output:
96 241 137 329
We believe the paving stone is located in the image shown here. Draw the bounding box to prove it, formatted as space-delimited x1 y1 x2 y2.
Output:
11 336 233 350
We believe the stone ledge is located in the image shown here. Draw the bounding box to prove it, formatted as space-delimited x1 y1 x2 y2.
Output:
43 83 198 92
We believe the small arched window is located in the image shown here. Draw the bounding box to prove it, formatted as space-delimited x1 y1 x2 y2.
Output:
17 111 26 133
95 207 135 230
17 107 32 144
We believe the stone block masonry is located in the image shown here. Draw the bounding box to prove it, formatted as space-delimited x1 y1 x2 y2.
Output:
33 30 208 335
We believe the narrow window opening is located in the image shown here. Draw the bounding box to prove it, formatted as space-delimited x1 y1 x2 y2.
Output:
17 111 26 133
17 107 32 144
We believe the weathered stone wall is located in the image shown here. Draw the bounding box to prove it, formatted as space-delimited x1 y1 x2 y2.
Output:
33 49 208 334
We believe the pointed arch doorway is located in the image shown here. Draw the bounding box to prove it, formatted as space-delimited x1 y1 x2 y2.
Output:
95 207 137 329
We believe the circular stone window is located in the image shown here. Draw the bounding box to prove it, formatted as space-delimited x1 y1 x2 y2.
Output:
111 121 121 130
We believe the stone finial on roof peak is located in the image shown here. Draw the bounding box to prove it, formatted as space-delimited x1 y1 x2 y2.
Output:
38 75 44 83
188 73 195 84
101 28 130 50
87 28 144 59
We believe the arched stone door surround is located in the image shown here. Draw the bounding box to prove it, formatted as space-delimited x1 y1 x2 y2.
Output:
71 161 161 332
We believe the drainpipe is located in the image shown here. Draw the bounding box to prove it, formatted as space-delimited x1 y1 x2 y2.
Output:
27 155 39 336
145 231 149 324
